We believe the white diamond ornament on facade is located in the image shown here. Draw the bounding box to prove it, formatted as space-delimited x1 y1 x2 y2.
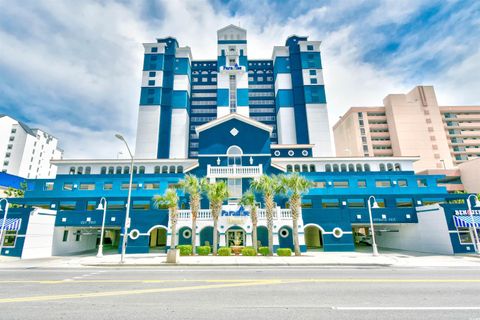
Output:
230 128 239 136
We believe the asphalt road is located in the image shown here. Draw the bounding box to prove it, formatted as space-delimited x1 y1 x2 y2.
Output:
1 266 480 320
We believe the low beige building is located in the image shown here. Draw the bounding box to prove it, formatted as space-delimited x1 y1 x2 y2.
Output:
333 86 480 172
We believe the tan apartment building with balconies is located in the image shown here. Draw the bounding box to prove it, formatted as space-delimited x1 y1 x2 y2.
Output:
333 86 480 172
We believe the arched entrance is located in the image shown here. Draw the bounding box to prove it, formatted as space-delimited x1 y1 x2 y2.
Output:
149 226 167 253
200 226 214 247
226 226 246 247
304 225 323 251
278 226 294 250
257 226 268 248
178 227 192 246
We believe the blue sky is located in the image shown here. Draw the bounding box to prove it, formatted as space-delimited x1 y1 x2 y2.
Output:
0 0 479 158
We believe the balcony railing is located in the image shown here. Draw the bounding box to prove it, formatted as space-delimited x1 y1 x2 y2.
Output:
207 164 263 178
176 207 292 221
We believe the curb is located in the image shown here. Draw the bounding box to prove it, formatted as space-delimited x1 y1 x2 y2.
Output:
82 263 393 267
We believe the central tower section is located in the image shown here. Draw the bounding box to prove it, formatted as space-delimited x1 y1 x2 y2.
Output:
216 25 249 118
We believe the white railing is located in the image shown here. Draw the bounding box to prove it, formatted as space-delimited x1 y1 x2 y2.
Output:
176 207 292 221
207 164 263 178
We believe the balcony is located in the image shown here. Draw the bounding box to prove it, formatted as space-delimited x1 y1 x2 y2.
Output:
176 207 292 222
207 164 263 178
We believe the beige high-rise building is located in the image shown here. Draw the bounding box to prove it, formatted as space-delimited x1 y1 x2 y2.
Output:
333 86 480 171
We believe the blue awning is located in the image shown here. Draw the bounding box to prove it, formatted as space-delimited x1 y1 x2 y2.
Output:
0 218 22 231
453 215 480 228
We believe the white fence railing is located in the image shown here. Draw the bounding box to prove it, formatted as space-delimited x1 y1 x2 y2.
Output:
176 207 292 221
207 164 263 178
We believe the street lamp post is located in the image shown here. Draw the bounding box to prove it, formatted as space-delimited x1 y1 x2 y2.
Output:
115 134 134 264
367 195 380 256
0 198 10 255
467 194 480 254
96 197 107 258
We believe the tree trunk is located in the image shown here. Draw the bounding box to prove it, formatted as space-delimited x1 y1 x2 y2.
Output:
191 216 197 255
213 214 218 255
291 195 301 256
251 206 258 252
265 195 274 256
170 208 177 249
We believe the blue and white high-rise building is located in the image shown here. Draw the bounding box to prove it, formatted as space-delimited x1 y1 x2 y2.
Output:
135 25 332 159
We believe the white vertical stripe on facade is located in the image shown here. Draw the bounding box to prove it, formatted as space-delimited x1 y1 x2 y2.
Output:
305 104 333 156
236 71 249 89
237 106 249 118
276 107 297 144
141 70 164 87
217 106 230 118
217 72 230 89
169 109 190 159
173 75 191 94
134 106 161 159
274 73 292 92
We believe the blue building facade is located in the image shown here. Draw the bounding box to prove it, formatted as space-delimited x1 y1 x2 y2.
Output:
2 25 479 258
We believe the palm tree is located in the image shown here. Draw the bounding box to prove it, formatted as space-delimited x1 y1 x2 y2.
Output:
178 175 207 254
240 190 259 252
205 181 229 255
153 188 179 249
280 173 313 256
251 175 280 256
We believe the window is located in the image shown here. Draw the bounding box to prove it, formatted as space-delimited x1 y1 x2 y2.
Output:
396 198 413 208
108 166 114 174
133 201 150 210
108 201 125 210
44 182 54 191
397 179 408 187
417 179 428 187
375 198 386 208
310 78 318 84
149 71 156 77
333 181 349 188
139 166 146 174
86 201 97 211
348 199 365 208
313 181 326 188
59 201 76 211
85 167 91 174
376 180 391 188
301 198 312 208
322 199 339 208
2 231 17 247
62 230 68 242
121 183 138 190
309 164 316 172
148 80 155 86
309 70 316 76
357 180 366 188
75 230 81 241
116 166 122 174
144 183 160 190
79 183 95 191
63 183 74 191
103 183 113 190
422 198 444 205
154 166 160 174
151 47 158 53
307 44 314 51
457 228 474 244
100 167 107 174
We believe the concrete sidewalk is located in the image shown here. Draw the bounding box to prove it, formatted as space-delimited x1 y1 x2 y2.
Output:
2 250 480 268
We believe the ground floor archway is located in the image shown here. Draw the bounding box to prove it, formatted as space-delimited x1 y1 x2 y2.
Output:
225 226 246 247
200 226 214 247
257 226 268 248
304 225 323 251
149 227 167 253
178 226 192 246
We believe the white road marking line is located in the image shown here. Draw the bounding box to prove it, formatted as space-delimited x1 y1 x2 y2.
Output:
333 306 480 311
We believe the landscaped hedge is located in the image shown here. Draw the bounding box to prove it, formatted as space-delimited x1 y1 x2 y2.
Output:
218 247 232 256
258 247 270 256
197 246 211 256
276 248 292 256
177 245 193 256
241 247 257 256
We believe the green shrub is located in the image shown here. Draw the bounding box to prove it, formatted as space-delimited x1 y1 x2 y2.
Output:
218 247 232 256
276 248 292 256
177 245 193 256
197 246 211 256
241 247 257 256
258 247 270 256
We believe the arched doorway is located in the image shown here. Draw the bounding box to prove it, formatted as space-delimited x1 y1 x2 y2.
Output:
226 226 246 247
178 227 192 246
200 226 214 247
278 226 294 250
257 226 268 248
304 225 323 251
149 226 167 253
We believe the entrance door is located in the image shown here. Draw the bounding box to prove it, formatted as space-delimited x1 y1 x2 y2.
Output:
227 230 245 247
